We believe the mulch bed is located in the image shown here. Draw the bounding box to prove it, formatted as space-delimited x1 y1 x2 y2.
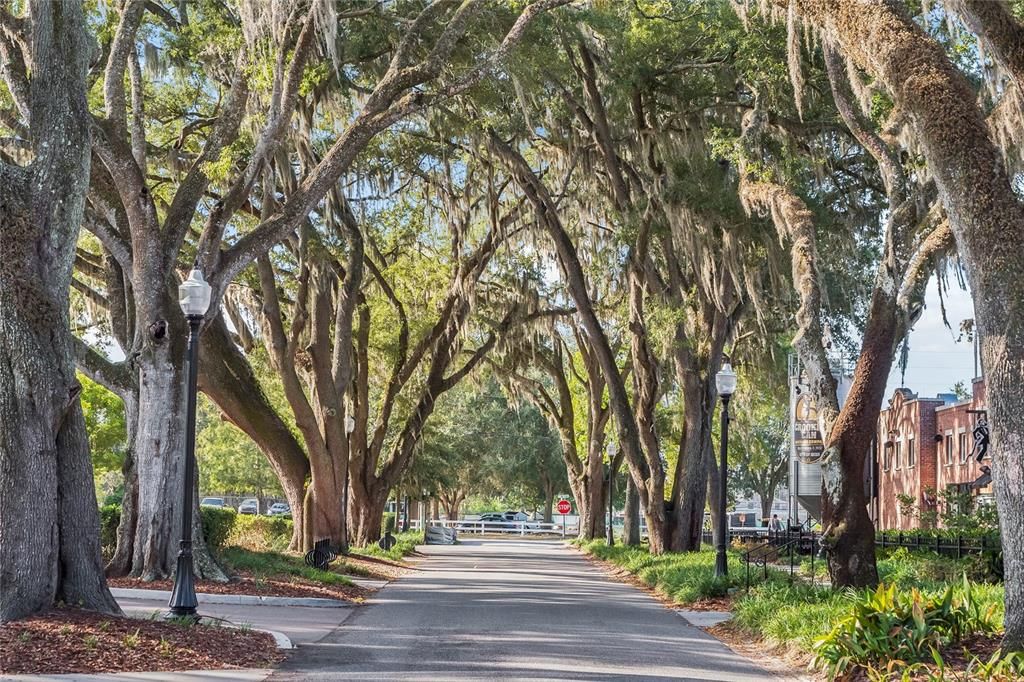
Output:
0 607 284 675
109 573 370 603
843 633 1006 681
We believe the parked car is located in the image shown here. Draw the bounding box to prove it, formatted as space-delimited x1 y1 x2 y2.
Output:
238 498 259 515
478 513 512 530
200 497 225 508
267 502 291 517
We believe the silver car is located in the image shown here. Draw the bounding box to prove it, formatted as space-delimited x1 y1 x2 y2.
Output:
267 502 291 517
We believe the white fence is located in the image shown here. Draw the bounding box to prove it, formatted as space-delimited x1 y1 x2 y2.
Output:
411 518 579 537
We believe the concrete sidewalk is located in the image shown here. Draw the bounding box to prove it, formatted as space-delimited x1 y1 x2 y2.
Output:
117 597 355 646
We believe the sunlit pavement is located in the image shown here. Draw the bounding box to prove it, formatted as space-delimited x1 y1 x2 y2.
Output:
268 538 779 681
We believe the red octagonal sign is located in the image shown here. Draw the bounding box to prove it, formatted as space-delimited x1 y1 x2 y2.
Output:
556 499 572 515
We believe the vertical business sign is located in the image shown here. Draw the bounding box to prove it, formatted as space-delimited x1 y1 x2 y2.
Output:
793 392 824 463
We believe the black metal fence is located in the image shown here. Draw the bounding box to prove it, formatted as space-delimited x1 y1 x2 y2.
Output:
730 527 1003 592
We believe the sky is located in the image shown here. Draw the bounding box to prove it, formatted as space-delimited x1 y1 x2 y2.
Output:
883 278 977 399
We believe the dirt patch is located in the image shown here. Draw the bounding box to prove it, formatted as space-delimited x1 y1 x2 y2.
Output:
344 552 416 581
0 607 284 675
708 621 817 680
841 633 1005 681
109 573 370 603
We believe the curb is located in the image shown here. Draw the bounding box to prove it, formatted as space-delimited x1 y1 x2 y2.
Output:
219 623 293 650
0 669 273 681
111 588 351 608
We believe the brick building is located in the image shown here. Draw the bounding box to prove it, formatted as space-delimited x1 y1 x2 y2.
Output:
875 378 992 530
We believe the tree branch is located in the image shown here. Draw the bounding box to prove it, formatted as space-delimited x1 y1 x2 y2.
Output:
72 336 136 399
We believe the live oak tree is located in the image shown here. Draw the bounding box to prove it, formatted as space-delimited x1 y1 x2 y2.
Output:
0 0 119 622
491 323 618 539
482 2 790 552
764 0 1024 650
69 0 571 573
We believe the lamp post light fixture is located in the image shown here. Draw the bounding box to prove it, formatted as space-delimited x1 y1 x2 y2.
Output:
168 267 212 620
606 441 618 546
714 361 737 579
340 412 356 554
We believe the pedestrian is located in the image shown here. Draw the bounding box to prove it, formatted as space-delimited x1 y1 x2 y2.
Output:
768 514 783 533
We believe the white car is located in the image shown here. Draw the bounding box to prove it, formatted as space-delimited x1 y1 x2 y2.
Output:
267 502 291 517
238 498 259 515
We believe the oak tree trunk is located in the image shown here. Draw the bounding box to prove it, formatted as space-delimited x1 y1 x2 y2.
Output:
0 0 118 621
623 476 641 546
349 480 388 547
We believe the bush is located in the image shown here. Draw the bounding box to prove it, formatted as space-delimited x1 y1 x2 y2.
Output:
99 503 121 551
810 578 1002 679
96 504 236 553
199 506 236 550
575 539 742 603
878 546 997 586
227 514 292 552
382 513 397 534
732 582 850 653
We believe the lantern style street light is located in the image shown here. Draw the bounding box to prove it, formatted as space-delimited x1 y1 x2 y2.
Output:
606 441 618 546
714 361 737 579
340 412 356 553
168 267 212 620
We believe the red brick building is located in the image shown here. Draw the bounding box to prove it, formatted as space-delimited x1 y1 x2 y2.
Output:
875 378 992 530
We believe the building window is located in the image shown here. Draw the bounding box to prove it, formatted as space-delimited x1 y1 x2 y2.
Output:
907 438 915 468
944 434 954 465
959 431 969 464
883 444 892 470
894 441 902 469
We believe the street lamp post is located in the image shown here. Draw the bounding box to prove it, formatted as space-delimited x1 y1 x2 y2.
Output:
169 267 212 620
606 441 618 546
714 361 737 579
341 413 355 554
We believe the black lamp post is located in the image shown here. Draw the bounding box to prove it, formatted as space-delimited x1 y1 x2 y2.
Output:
168 267 212 620
714 361 737 579
606 441 618 546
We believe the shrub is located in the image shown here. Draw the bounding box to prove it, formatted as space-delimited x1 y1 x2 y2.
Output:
733 582 849 652
98 504 237 552
99 503 121 551
810 577 1001 679
227 515 292 552
382 513 397 534
878 547 997 585
575 539 743 603
199 506 237 550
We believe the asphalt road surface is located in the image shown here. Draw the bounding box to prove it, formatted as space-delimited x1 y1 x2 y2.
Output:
269 538 778 681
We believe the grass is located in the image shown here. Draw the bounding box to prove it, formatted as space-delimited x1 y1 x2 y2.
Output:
733 548 1004 659
220 546 354 587
575 539 743 603
355 531 422 562
574 539 1006 666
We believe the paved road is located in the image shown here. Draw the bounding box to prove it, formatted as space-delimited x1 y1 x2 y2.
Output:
269 539 778 681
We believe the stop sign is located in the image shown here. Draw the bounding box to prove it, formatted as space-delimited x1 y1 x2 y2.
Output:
556 499 572 515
